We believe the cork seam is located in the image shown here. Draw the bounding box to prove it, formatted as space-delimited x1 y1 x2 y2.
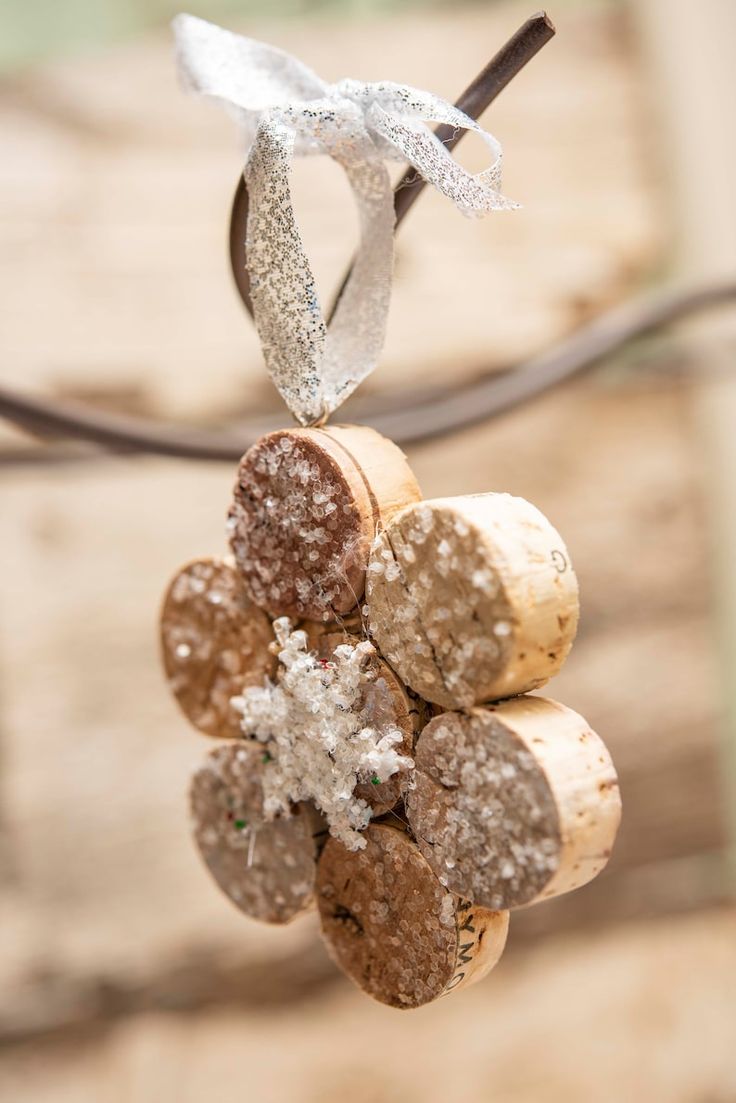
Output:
312 428 382 533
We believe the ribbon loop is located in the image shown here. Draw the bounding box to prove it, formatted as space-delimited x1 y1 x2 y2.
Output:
174 13 517 425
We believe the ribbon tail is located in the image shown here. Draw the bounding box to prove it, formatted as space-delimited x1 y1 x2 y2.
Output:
321 156 395 418
245 118 329 425
368 102 518 216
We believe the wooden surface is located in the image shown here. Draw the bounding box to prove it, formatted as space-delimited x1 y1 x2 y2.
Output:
633 0 736 889
0 0 732 1096
1 906 734 1102
2 357 725 1046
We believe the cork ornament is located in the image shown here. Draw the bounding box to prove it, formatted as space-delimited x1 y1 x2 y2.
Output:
162 14 622 1008
161 423 621 1004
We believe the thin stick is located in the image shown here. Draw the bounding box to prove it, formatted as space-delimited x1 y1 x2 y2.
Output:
229 12 555 320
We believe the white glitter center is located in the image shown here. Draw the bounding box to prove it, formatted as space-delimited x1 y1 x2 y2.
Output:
232 619 413 849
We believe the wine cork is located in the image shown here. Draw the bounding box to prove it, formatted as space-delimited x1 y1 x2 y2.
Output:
366 494 579 709
161 557 275 739
405 696 621 910
316 824 509 1008
228 425 421 621
312 632 425 815
190 743 327 924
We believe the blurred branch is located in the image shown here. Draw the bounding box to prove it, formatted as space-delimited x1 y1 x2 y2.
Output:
1 280 735 467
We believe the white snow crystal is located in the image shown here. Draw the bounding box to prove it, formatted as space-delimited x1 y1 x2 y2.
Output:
232 619 413 849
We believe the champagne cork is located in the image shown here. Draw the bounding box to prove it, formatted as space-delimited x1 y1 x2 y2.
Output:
311 633 425 815
161 557 275 739
366 494 579 709
228 425 421 622
405 696 621 910
190 743 327 924
316 824 509 1008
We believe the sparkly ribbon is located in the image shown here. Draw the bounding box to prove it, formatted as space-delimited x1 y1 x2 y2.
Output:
174 14 517 426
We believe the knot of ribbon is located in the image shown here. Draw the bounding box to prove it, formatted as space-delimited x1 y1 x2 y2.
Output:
174 14 517 425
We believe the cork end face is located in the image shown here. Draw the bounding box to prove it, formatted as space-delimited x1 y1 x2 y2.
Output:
317 826 456 1007
366 495 580 710
366 500 512 710
407 708 562 909
406 699 621 910
160 557 275 738
228 430 367 621
190 744 324 924
316 824 509 1008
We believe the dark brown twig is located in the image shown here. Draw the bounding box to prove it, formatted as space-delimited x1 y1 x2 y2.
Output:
2 281 735 466
229 12 555 320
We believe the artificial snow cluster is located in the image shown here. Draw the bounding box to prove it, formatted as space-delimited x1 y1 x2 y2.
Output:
231 618 413 849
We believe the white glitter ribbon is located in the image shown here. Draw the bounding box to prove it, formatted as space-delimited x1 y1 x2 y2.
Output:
174 13 517 426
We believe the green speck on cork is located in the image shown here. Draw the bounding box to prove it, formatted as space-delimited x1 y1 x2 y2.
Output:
234 819 247 830
370 776 381 786
262 751 272 764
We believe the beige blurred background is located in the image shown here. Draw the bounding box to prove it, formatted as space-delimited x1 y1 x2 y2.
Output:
1 0 735 1099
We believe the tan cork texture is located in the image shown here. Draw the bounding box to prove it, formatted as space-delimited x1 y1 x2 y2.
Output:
406 696 621 910
367 493 579 709
191 743 327 924
316 823 508 1008
228 425 421 621
161 557 275 739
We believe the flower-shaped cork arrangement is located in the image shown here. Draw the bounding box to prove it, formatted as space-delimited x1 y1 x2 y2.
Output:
161 424 622 1009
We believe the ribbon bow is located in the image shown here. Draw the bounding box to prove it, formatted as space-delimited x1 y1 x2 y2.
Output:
174 14 517 425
